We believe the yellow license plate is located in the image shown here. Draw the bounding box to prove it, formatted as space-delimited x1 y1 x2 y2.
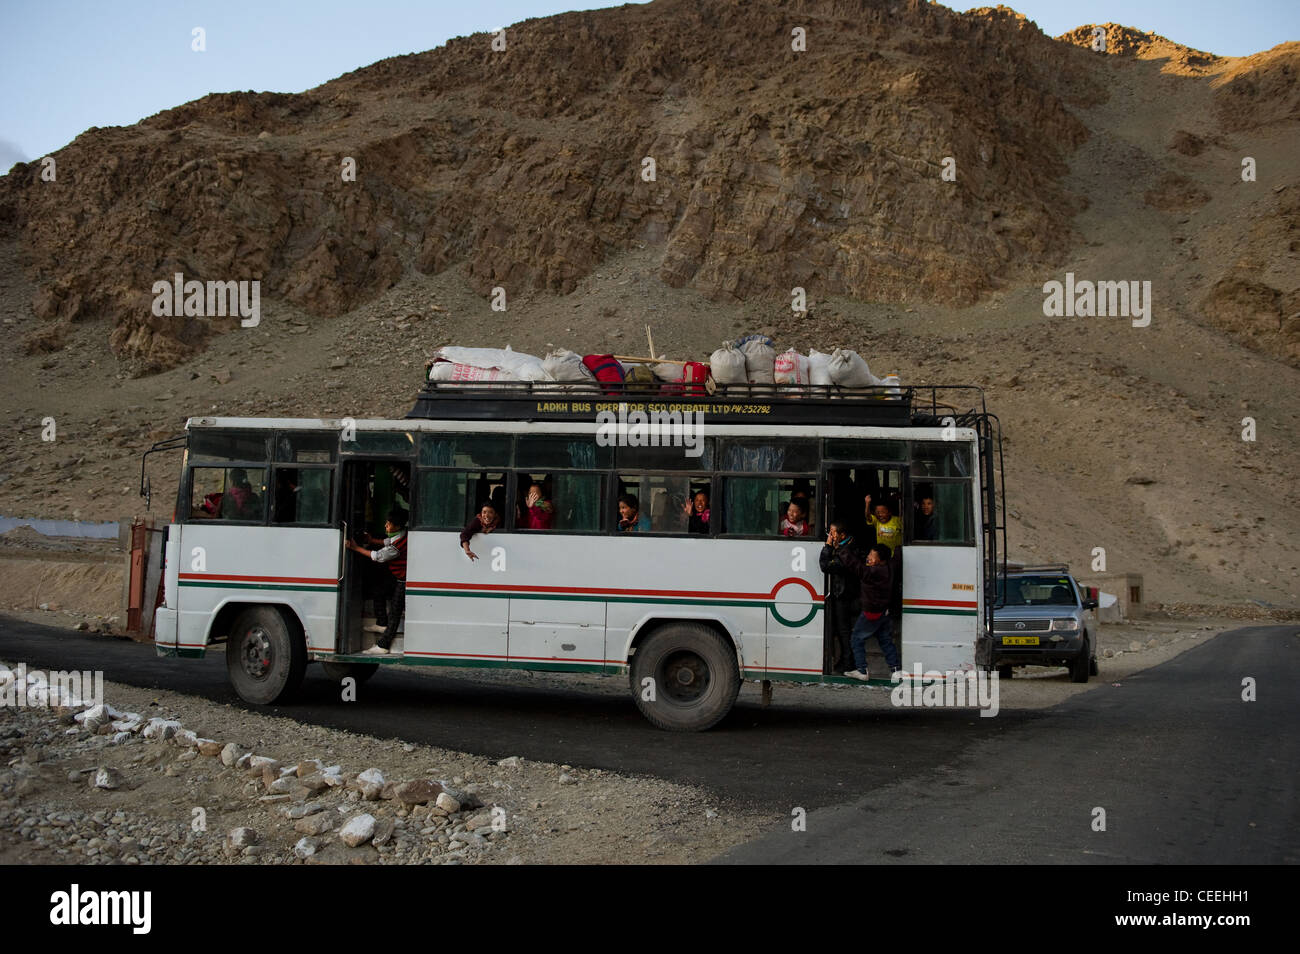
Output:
1002 636 1039 646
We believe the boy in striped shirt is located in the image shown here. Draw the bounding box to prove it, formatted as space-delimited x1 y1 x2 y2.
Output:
347 508 408 655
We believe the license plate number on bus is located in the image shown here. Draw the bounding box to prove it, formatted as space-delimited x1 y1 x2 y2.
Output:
1002 636 1039 646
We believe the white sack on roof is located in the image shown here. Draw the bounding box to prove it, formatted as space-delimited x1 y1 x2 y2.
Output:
709 342 748 385
740 338 776 384
430 346 553 381
827 348 881 388
774 349 810 385
807 348 833 386
542 349 593 382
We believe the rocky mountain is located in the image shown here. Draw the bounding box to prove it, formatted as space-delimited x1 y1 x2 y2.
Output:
5 0 1292 373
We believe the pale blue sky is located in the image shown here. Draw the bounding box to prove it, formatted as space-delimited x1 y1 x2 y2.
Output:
1 0 1296 172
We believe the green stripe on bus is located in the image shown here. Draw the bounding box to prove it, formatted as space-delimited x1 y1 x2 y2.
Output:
321 653 609 675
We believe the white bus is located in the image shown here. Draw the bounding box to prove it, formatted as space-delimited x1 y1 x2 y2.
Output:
143 382 1005 730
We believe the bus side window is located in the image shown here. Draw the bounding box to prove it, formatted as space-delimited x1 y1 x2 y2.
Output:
909 480 970 544
272 467 332 525
722 477 816 536
618 475 697 533
190 467 266 522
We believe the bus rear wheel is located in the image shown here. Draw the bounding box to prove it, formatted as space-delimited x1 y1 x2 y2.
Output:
630 623 740 732
225 606 306 705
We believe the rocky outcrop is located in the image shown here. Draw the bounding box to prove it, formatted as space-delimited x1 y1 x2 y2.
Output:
0 0 1103 373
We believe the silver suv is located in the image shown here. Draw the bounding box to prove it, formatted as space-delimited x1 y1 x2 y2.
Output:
991 566 1099 683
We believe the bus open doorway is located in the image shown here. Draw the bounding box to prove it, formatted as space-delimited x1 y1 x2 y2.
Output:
337 459 410 658
821 464 906 678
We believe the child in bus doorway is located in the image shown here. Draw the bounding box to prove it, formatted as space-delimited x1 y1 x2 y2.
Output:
837 543 902 679
347 508 408 655
864 494 903 555
780 499 811 537
461 502 501 560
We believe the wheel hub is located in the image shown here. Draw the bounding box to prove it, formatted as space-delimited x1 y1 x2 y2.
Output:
239 626 273 680
661 650 710 703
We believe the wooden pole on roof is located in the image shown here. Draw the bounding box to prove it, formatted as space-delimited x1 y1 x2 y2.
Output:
646 325 656 361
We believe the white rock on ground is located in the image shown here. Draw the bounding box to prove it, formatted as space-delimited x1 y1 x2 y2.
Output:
226 827 258 850
294 837 318 859
435 792 461 813
339 814 377 847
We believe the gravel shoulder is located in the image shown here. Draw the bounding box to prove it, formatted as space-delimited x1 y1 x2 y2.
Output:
0 614 1243 865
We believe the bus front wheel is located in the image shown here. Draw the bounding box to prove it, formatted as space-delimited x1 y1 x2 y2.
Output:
630 623 741 732
226 606 307 705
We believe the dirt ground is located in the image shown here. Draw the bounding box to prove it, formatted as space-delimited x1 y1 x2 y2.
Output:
0 612 1256 865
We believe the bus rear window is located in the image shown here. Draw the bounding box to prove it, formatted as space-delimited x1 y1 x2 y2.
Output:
189 467 267 522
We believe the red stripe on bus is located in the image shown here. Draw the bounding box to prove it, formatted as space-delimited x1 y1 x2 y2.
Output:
407 580 822 602
178 572 336 585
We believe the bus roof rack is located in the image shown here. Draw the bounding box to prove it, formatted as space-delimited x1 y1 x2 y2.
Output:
407 380 993 428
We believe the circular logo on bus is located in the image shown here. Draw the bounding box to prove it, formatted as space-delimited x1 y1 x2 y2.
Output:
768 577 821 628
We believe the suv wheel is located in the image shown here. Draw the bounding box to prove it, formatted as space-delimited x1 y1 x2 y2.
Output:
1069 638 1090 684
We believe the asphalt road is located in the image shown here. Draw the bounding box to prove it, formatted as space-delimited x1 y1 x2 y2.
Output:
2 617 1296 863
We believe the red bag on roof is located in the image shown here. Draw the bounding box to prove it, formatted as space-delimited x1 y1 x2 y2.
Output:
582 354 624 394
682 361 709 396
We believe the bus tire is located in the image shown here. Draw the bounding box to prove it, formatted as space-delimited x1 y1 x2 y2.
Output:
226 606 307 705
1069 638 1090 684
630 623 740 732
320 661 379 685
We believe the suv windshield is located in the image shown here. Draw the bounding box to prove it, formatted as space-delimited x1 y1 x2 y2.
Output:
997 575 1077 607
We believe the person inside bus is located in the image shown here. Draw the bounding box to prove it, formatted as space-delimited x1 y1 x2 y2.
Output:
219 468 260 520
914 494 937 541
273 470 299 522
520 480 555 530
780 499 811 537
461 501 501 561
791 480 815 528
863 494 903 555
346 508 408 655
682 489 710 534
820 520 862 674
837 543 902 679
618 493 650 532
